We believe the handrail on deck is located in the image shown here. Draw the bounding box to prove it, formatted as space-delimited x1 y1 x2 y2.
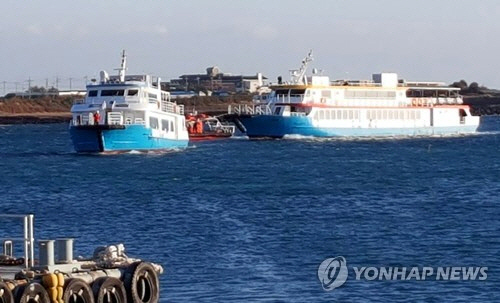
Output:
0 214 35 268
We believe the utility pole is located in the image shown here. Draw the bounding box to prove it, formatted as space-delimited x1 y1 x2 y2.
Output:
2 81 6 95
55 76 59 90
69 77 73 90
26 77 33 99
15 82 19 93
45 78 49 90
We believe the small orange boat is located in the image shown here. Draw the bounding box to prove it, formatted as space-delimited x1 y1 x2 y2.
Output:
186 113 235 141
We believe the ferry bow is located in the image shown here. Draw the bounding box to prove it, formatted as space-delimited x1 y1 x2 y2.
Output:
69 51 188 152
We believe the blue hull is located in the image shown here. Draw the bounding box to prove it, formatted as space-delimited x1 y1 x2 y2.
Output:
69 125 188 152
238 115 479 138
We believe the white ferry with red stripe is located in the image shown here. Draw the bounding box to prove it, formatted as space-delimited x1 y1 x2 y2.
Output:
231 51 480 138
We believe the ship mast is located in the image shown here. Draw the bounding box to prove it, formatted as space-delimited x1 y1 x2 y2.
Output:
290 50 313 85
116 50 127 82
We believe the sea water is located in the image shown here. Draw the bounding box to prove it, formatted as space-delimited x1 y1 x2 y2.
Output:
0 117 499 302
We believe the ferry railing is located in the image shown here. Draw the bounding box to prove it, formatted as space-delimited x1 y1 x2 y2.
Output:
161 100 184 114
177 104 184 115
275 94 304 104
228 104 272 115
107 112 123 125
0 214 34 268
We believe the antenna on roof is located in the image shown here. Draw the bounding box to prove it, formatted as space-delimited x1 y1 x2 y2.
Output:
115 50 127 82
289 49 313 85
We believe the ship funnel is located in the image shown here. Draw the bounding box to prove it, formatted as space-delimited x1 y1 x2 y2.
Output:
100 70 109 83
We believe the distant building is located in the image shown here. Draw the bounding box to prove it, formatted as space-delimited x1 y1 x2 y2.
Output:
2 90 86 99
168 66 267 94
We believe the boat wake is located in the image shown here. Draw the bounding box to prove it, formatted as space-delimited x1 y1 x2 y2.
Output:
282 131 499 142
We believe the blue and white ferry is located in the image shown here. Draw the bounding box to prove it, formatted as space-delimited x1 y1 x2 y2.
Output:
69 51 188 152
232 51 480 138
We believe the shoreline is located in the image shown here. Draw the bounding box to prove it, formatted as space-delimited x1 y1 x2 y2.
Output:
0 112 71 124
1 99 500 125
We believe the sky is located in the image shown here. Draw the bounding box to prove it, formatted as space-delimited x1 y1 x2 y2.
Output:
1 0 500 92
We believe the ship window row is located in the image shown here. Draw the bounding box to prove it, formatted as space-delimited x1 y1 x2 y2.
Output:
150 117 175 132
366 109 421 120
316 109 360 120
87 89 139 97
161 119 175 132
315 109 422 120
345 90 396 99
406 89 459 98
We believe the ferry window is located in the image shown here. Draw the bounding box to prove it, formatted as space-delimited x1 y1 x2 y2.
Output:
437 90 448 97
349 110 353 119
275 89 289 95
423 90 436 98
416 111 421 119
170 121 174 132
127 89 139 96
342 110 348 120
331 110 336 119
321 90 331 98
161 119 169 131
88 90 98 97
274 107 282 115
101 90 124 96
149 117 159 129
319 110 325 120
383 110 388 120
325 110 330 120
148 93 158 99
354 110 359 119
290 89 306 95
376 110 382 120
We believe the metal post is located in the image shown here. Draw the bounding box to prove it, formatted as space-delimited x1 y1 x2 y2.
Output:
24 215 29 269
39 240 55 267
56 238 74 263
29 214 34 268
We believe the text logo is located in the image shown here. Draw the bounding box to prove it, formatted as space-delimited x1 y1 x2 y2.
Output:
317 256 348 291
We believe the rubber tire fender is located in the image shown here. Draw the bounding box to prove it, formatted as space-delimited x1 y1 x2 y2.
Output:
0 281 14 303
15 282 50 303
124 262 159 303
92 277 127 303
63 279 95 303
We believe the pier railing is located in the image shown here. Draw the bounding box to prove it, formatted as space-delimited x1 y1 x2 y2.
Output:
0 214 34 268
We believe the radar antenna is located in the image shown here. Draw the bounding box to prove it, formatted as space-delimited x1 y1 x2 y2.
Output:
115 50 127 82
289 49 313 85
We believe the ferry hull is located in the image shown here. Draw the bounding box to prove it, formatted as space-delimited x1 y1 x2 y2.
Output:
69 125 188 152
238 115 479 138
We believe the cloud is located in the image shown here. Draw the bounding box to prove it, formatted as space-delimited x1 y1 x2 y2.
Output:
25 24 43 35
116 25 168 36
251 25 278 40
